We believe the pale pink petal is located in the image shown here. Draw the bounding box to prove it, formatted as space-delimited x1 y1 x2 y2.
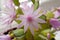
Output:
1 0 15 16
29 24 34 35
20 1 29 10
17 21 24 28
17 15 25 20
33 7 41 17
5 7 15 15
0 35 11 40
29 5 34 14
32 21 39 30
21 2 34 15
34 14 43 18
35 7 41 13
8 18 13 24
24 21 29 33
54 11 60 18
4 5 15 15
0 11 11 15
22 9 29 15
3 0 15 11
20 1 31 15
22 7 33 16
4 18 12 25
5 0 14 9
1 16 9 21
35 18 46 23
2 18 11 24
3 0 15 15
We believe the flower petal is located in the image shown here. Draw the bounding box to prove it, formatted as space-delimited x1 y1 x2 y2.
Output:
24 21 29 33
54 11 60 18
29 5 34 14
33 7 41 17
34 14 43 18
17 21 24 28
20 1 29 10
50 18 60 29
35 18 46 23
0 35 11 40
5 0 14 8
32 21 39 30
2 18 11 24
29 24 34 35
2 0 15 15
17 15 25 20
20 1 30 14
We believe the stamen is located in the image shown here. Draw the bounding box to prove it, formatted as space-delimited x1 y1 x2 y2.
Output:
27 16 33 22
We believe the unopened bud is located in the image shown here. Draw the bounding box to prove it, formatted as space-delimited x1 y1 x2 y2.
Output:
47 33 50 39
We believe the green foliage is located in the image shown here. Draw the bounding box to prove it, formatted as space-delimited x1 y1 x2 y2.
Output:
31 0 35 4
34 31 43 40
15 20 21 24
39 15 46 20
41 29 50 36
13 0 20 6
13 36 25 40
15 8 23 24
40 23 51 30
16 8 23 15
16 36 25 40
12 29 24 37
16 36 24 40
34 1 39 10
41 29 55 40
25 29 34 40
34 34 43 40
46 11 54 20
38 34 47 40
31 0 39 10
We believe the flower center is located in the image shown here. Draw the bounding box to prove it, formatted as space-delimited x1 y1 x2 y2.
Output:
27 16 33 22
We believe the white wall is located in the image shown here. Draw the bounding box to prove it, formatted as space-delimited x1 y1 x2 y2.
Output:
40 0 60 10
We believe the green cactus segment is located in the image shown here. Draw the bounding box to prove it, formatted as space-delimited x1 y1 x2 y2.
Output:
16 36 25 40
12 29 24 37
13 35 25 40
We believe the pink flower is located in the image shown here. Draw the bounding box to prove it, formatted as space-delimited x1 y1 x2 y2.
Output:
0 35 11 40
50 18 60 30
53 7 60 18
0 0 16 25
17 2 46 35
